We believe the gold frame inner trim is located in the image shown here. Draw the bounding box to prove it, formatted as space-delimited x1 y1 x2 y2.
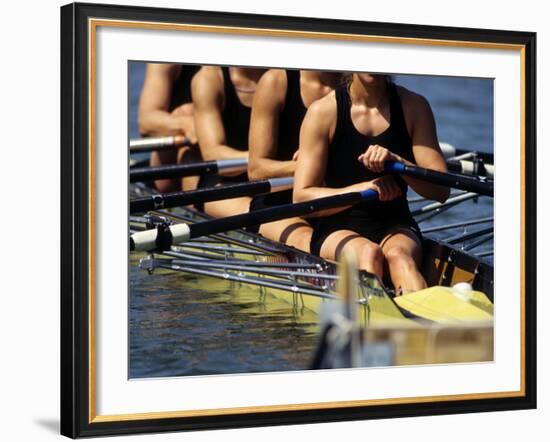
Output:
88 18 527 423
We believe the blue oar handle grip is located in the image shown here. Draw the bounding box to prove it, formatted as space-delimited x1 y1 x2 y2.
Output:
359 189 379 200
384 161 406 174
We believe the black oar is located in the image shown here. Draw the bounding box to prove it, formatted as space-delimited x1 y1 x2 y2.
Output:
131 161 493 251
130 178 293 214
130 189 379 252
130 158 248 183
129 135 190 153
385 161 493 197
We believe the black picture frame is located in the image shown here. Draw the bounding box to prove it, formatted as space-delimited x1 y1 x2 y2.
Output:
61 2 537 438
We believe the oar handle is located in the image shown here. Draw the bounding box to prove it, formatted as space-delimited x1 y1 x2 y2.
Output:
129 135 189 153
384 161 494 197
360 189 378 200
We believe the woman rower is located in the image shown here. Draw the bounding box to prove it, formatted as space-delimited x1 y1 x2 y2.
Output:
293 73 450 295
248 69 342 252
138 63 200 192
191 66 266 217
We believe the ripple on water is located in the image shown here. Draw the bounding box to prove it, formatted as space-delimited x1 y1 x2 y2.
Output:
129 263 319 378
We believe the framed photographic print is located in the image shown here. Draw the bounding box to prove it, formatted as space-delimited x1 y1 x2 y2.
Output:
60 2 536 438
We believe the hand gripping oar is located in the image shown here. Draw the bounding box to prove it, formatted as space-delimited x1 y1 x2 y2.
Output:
384 161 493 197
130 189 379 252
130 177 294 214
129 135 189 153
130 158 248 183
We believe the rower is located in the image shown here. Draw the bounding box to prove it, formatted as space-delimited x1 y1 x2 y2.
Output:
293 73 450 295
191 66 266 217
138 63 201 193
248 69 342 252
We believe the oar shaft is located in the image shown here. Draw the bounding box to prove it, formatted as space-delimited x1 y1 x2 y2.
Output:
130 189 378 251
129 135 189 153
189 190 376 239
385 162 493 197
440 143 494 164
446 159 494 179
129 158 248 183
130 178 293 213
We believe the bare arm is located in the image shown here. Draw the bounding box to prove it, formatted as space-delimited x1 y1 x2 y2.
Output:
406 93 450 202
293 96 394 216
191 67 248 164
138 64 195 139
248 70 297 181
359 89 450 203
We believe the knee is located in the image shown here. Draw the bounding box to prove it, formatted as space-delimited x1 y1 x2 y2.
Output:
385 247 416 271
358 243 383 268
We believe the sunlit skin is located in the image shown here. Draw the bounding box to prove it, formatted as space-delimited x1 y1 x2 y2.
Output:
293 73 450 294
138 63 199 193
247 70 341 252
191 67 266 217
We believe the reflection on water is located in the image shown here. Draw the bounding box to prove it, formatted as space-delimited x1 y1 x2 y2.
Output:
129 254 319 378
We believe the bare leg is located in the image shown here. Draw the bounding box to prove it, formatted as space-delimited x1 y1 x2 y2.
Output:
204 196 251 218
380 228 426 295
319 230 384 278
258 218 312 252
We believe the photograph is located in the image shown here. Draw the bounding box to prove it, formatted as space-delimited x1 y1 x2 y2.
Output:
128 62 495 378
60 3 536 437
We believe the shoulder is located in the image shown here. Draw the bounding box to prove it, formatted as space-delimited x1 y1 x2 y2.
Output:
395 84 433 116
302 90 338 137
191 66 224 103
192 66 223 88
259 69 288 90
255 69 288 108
145 63 180 79
307 90 337 120
394 84 435 131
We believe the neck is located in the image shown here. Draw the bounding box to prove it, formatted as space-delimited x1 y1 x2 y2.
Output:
229 67 265 93
231 67 265 82
349 75 388 107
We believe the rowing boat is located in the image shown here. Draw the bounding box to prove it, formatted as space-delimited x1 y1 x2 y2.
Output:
129 147 494 327
311 250 493 369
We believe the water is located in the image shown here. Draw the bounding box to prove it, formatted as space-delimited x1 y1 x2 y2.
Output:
128 63 494 379
129 255 318 378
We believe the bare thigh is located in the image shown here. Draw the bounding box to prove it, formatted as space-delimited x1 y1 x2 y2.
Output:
259 218 312 252
204 196 251 218
319 229 377 263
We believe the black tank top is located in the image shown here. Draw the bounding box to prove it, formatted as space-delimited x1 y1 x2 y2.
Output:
168 65 199 111
221 67 251 151
248 70 307 216
275 70 307 160
324 81 415 224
